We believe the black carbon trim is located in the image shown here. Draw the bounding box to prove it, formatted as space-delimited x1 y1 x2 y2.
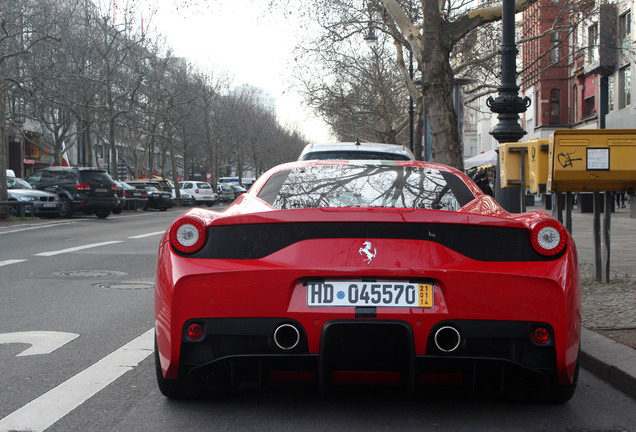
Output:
176 222 564 262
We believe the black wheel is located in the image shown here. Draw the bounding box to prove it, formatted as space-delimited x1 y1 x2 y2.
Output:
112 208 123 214
59 197 73 218
159 207 168 212
154 337 230 400
545 357 579 404
95 209 110 219
206 202 213 207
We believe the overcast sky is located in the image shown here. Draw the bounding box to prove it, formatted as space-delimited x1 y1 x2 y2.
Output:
140 0 333 142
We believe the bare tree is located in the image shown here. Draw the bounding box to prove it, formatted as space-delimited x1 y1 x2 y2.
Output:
0 0 59 217
272 0 542 168
295 37 410 143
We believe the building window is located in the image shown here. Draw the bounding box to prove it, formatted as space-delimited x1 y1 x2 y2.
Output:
583 96 595 118
608 74 615 111
619 11 631 52
550 89 560 124
23 132 40 158
573 86 578 123
550 32 560 64
619 66 631 109
588 23 598 64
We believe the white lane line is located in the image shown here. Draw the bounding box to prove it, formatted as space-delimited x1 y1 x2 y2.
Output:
34 241 123 257
0 221 78 235
128 231 165 239
0 259 27 267
0 328 154 432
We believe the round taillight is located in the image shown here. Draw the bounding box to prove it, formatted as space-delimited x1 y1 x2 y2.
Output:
170 216 207 254
187 323 204 341
530 219 567 256
532 327 551 345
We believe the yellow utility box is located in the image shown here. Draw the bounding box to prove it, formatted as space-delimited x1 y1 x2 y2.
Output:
499 142 530 188
547 129 636 192
528 138 550 194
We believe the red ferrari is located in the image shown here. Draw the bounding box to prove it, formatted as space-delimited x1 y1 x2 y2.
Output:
154 160 580 402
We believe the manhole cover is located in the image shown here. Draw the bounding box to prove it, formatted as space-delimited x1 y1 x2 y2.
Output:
55 270 127 277
94 282 154 290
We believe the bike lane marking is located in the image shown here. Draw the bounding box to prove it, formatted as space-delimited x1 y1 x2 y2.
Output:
0 328 154 432
34 241 123 257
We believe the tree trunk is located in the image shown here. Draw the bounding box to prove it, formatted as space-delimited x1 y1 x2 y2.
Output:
420 0 463 169
0 81 9 218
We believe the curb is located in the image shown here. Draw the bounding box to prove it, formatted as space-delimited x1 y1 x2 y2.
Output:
581 328 636 400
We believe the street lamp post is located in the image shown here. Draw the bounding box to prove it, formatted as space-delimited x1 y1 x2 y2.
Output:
487 0 531 212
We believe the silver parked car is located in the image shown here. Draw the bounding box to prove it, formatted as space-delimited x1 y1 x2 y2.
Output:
298 141 415 161
7 177 61 217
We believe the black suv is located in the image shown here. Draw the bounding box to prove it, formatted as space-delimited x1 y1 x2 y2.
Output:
26 167 119 219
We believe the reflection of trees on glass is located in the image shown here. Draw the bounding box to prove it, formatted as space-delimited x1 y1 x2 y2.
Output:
271 166 461 211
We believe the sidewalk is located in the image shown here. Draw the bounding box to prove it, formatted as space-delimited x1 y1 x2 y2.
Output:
535 200 636 399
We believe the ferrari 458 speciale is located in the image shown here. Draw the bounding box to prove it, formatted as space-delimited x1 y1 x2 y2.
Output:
155 160 580 402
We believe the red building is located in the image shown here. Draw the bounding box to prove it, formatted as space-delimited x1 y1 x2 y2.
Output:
521 0 571 131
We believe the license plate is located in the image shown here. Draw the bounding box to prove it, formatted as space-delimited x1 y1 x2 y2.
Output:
307 281 434 308
94 188 107 193
43 203 56 208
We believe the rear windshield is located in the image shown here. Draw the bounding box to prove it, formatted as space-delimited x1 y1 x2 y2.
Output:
258 164 474 211
196 183 212 189
79 171 114 183
301 151 411 161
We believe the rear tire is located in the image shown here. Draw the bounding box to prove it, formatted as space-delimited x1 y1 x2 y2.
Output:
95 209 110 219
155 342 192 399
545 358 579 404
59 197 73 218
154 338 230 400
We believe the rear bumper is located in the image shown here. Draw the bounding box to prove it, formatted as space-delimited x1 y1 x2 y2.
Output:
71 196 118 211
155 236 580 386
178 318 558 391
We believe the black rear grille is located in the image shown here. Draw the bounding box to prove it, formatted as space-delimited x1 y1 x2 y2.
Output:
179 222 562 262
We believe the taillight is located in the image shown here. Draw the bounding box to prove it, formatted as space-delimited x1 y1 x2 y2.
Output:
186 323 204 341
111 184 117 190
531 327 551 345
195 189 199 193
170 216 207 254
124 192 133 198
75 183 91 191
530 219 567 256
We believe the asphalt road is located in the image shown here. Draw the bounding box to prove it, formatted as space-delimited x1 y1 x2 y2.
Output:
1 207 635 432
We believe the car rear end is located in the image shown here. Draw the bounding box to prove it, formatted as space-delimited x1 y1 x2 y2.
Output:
192 182 216 205
156 208 580 400
76 169 118 214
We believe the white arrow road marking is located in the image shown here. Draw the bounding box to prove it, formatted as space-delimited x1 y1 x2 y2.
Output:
128 230 165 239
0 328 154 432
0 259 27 267
34 240 123 257
0 331 79 357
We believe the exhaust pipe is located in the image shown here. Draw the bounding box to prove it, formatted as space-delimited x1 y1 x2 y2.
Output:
434 326 461 353
273 324 300 350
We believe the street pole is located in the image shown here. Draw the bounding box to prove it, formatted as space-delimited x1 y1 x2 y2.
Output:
409 51 414 152
487 0 530 212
